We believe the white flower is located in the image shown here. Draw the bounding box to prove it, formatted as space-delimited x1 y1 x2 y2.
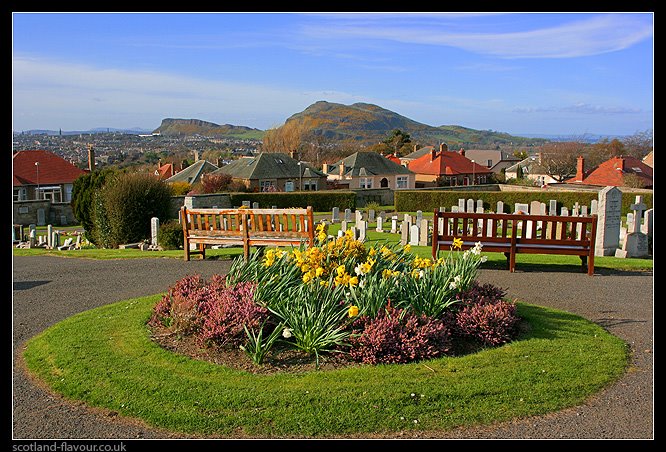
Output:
354 264 363 276
359 279 366 289
472 241 483 255
282 328 292 339
480 256 488 263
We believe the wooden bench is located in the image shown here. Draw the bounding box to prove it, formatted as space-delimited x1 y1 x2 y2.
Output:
431 209 598 276
180 206 315 261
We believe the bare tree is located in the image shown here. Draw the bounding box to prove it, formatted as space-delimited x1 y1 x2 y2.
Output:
261 120 308 153
538 141 589 182
622 129 653 159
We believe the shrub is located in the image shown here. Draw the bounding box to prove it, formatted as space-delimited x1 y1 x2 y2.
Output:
455 300 519 347
229 191 356 211
348 307 453 365
71 168 116 245
201 173 233 194
169 181 192 196
199 281 269 347
157 219 184 250
98 172 173 247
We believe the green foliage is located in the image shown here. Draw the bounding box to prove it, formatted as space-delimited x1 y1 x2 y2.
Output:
240 321 284 365
169 181 192 196
90 190 114 248
71 168 116 244
98 172 173 248
229 191 356 211
395 190 653 216
157 219 184 250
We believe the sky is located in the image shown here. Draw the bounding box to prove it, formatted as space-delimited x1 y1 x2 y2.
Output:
12 12 654 137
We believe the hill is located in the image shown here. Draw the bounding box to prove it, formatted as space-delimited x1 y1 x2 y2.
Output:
152 118 264 139
283 101 546 147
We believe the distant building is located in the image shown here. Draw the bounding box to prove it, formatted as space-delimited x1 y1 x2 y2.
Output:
407 145 493 187
213 151 327 192
165 159 219 185
566 155 653 188
13 149 87 202
504 154 561 186
323 151 415 190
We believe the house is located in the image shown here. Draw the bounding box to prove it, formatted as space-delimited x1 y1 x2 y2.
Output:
642 150 653 168
407 145 494 188
459 149 521 174
212 152 327 192
504 154 561 186
13 149 88 202
154 159 175 180
323 151 415 190
566 155 653 188
165 159 219 186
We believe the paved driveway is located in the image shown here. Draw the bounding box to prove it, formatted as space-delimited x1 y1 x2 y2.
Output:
11 256 653 439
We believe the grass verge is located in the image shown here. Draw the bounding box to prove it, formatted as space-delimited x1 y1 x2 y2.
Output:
22 295 628 438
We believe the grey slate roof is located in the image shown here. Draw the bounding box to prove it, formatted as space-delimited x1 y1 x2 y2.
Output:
165 160 219 184
402 146 435 160
213 152 326 180
327 152 413 177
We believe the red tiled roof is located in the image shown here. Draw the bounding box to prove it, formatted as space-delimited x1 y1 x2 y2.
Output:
384 153 402 165
408 150 494 176
567 156 653 187
13 150 87 187
155 162 174 180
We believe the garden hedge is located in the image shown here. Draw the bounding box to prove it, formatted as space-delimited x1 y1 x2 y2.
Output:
395 190 652 216
229 191 356 211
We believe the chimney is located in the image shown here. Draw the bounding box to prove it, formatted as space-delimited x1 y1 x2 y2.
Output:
193 150 199 162
339 164 344 177
575 156 585 182
458 148 465 157
440 143 448 153
322 163 329 174
87 144 95 172
430 147 437 162
617 157 625 171
289 150 296 159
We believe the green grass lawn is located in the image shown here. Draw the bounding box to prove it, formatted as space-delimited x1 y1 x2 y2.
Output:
22 295 628 438
14 221 653 273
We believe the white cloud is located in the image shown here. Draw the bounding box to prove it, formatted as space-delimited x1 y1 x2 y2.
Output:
303 14 653 59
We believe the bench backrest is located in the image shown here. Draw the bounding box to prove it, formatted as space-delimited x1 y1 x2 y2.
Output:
180 206 315 243
432 210 597 248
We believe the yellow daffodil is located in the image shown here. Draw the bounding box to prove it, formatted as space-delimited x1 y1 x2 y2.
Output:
404 244 412 252
348 305 359 317
368 247 376 256
336 265 346 276
349 276 359 286
315 266 325 277
452 237 463 250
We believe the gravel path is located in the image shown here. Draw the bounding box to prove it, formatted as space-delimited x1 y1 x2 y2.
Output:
11 255 654 440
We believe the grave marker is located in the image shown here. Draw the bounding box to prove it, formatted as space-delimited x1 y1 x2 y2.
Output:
595 186 622 257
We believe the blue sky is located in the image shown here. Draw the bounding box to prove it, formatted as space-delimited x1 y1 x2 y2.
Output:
12 12 653 137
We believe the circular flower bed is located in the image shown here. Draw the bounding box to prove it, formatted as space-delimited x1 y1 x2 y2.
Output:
148 223 521 371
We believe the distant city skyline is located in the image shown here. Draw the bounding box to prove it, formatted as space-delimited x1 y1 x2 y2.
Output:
12 12 653 136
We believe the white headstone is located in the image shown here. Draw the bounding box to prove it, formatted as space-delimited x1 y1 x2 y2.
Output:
467 199 475 213
391 216 398 234
458 199 466 212
530 201 542 215
355 210 363 223
400 222 409 245
345 208 352 222
581 206 588 216
416 210 423 224
476 199 484 212
47 225 53 248
515 203 529 214
242 200 251 207
151 217 160 246
451 206 459 213
641 208 653 237
341 220 348 232
496 201 504 214
549 200 557 216
409 224 420 246
357 220 367 242
560 207 569 216
368 209 376 222
595 186 622 257
252 202 259 209
590 200 598 215
376 216 384 232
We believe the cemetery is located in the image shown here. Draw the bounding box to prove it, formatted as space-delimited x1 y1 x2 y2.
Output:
13 186 653 439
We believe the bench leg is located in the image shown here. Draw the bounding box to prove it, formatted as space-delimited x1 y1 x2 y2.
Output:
184 241 190 261
503 252 511 270
199 243 206 260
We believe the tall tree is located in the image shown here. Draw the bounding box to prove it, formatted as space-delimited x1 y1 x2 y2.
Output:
383 129 412 156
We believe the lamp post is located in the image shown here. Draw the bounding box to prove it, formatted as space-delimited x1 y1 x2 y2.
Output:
34 161 40 199
472 160 476 185
298 161 303 191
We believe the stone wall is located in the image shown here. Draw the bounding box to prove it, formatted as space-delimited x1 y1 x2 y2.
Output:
12 200 76 226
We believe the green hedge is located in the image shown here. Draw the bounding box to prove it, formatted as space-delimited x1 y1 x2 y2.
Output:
229 191 356 212
395 190 652 216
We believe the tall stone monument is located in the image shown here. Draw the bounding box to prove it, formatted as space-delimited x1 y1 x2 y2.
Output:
595 186 622 256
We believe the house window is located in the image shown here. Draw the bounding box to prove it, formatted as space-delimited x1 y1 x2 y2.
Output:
487 159 493 168
40 186 63 202
13 187 26 201
303 179 317 191
284 181 295 192
360 177 373 189
396 176 408 189
260 180 276 192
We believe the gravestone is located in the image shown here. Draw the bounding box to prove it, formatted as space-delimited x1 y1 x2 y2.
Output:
641 208 653 237
344 208 352 222
368 209 376 222
75 234 82 248
29 225 36 248
357 221 367 242
252 202 259 209
458 199 466 212
620 196 649 258
590 200 598 215
626 213 634 233
337 230 344 238
242 200 251 207
581 206 588 216
47 225 53 248
451 206 459 213
515 203 529 214
391 216 398 234
549 200 557 216
400 222 409 245
355 210 363 223
416 210 423 224
530 201 542 215
404 213 412 224
331 207 339 223
151 217 160 246
340 220 348 232
409 224 420 246
496 201 504 214
419 219 429 246
560 207 569 216
375 216 384 232
37 208 45 226
595 186 622 257
476 199 484 212
467 199 475 214
51 231 59 248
